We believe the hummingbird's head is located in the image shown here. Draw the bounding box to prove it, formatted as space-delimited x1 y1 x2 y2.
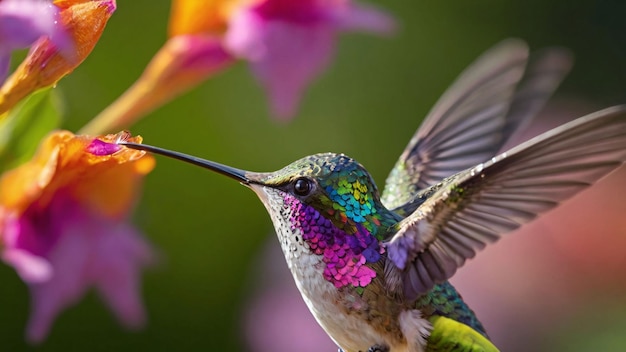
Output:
247 153 389 237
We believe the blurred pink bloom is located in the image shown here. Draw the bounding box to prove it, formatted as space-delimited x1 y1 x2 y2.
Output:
81 0 395 134
0 131 155 343
224 0 396 118
0 0 72 82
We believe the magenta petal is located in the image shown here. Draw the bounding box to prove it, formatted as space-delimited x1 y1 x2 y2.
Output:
25 218 154 343
223 10 267 62
92 222 154 328
4 195 156 343
87 139 122 156
2 248 52 282
226 9 335 120
26 230 91 343
167 35 233 74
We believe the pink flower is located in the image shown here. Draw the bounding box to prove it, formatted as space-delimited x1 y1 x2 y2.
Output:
0 131 155 343
224 0 395 118
81 0 395 134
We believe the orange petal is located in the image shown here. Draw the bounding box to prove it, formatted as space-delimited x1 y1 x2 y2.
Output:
0 130 154 218
0 0 117 115
168 0 255 36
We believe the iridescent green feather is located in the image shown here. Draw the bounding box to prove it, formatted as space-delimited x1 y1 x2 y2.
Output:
416 282 487 337
284 153 399 238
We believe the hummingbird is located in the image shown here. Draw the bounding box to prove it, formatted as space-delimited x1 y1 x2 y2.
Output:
119 39 626 352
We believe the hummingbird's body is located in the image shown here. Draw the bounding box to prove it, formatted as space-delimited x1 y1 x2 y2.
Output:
249 154 490 352
120 39 626 351
253 165 413 351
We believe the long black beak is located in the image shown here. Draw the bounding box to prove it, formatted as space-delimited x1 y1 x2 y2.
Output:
120 142 251 185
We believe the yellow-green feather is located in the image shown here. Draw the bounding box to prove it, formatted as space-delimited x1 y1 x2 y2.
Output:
426 316 500 352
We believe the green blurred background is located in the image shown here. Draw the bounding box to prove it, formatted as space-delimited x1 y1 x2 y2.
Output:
2 0 626 350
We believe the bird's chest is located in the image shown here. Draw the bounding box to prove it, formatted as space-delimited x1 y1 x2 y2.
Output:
268 213 377 349
275 223 415 351
260 188 424 351
282 239 388 350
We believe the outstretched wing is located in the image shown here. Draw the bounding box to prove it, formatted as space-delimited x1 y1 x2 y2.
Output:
385 106 626 299
381 39 572 212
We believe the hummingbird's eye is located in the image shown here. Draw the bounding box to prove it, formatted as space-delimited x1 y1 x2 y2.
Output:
293 177 312 196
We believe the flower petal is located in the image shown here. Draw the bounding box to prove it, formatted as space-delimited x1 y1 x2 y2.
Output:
2 248 53 283
0 131 153 215
168 0 249 36
22 199 154 343
226 8 335 119
86 138 122 156
25 219 91 343
92 221 154 328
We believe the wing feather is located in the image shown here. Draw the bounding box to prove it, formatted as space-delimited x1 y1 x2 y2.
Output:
385 106 626 299
382 40 572 211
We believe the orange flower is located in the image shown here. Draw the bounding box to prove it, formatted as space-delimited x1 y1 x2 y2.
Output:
0 130 155 342
0 0 117 115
